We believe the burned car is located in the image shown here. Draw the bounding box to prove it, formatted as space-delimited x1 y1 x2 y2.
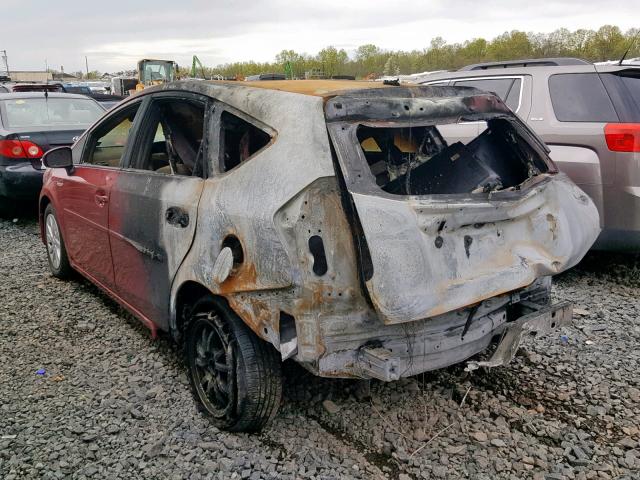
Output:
38 80 599 432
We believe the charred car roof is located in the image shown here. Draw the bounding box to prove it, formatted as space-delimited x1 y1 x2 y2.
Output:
151 79 495 103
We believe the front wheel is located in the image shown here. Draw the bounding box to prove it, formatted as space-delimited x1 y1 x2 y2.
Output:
185 299 282 432
44 204 72 279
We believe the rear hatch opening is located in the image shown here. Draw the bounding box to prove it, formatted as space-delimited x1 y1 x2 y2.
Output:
325 86 599 325
357 117 553 196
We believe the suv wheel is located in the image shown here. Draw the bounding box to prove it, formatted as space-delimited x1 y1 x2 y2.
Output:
44 204 72 279
185 298 282 432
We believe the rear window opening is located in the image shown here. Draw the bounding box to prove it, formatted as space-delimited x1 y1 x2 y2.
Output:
2 97 104 128
357 118 550 196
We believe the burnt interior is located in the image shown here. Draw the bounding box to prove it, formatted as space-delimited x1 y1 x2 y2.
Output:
220 111 271 172
357 118 550 195
141 100 205 177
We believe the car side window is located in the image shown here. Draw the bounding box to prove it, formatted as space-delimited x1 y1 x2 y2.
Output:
83 103 140 167
453 78 522 111
134 99 207 177
549 73 619 122
220 111 271 172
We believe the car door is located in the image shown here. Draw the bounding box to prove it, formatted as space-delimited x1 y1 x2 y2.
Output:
57 99 144 289
107 92 209 329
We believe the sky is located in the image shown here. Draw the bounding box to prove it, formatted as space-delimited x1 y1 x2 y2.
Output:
2 0 638 73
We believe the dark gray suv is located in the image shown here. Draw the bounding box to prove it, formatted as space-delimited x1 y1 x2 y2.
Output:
416 58 640 250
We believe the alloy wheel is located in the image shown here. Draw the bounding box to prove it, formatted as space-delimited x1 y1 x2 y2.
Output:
191 313 236 419
45 213 61 270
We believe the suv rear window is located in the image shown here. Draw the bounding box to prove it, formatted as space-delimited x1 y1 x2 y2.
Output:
549 73 618 122
452 78 522 111
620 75 640 108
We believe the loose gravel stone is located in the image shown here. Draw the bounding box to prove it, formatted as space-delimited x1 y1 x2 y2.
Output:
1 214 639 479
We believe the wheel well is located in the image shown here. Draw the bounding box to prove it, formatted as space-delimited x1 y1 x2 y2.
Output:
39 196 51 241
174 281 224 343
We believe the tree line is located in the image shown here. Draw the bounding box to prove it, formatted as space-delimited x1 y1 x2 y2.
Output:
189 25 639 80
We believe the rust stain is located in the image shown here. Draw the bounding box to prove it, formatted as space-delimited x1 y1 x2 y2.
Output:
226 293 273 339
217 261 258 294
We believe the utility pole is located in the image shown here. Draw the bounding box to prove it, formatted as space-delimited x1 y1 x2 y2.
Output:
85 56 89 79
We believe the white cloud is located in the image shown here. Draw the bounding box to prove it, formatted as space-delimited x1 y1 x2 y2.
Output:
2 0 638 72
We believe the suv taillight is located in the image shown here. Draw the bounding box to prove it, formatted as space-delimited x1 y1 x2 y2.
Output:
604 123 640 152
0 139 44 159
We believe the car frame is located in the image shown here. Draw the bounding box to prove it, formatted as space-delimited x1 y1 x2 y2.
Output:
39 80 599 431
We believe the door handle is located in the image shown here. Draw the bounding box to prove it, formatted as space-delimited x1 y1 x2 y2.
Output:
95 194 108 207
165 206 189 228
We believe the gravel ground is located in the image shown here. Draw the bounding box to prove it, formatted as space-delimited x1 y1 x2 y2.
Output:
1 213 639 480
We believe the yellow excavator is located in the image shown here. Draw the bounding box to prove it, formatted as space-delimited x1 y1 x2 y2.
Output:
134 59 178 92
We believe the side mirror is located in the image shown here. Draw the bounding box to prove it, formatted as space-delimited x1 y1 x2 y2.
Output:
42 146 73 170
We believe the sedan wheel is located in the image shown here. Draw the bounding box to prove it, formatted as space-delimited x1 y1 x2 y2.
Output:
43 204 72 279
45 213 62 270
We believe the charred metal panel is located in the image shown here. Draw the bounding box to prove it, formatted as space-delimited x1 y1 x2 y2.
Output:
342 174 598 324
110 171 203 329
169 87 366 353
326 89 599 325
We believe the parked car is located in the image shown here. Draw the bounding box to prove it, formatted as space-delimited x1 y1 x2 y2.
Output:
5 83 64 93
245 73 286 81
60 83 124 109
415 57 640 250
0 92 105 212
39 80 599 432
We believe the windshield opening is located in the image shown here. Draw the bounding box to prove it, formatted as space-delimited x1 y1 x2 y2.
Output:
2 98 104 128
357 118 551 196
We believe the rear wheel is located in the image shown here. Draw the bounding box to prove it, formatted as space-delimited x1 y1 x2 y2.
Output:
44 204 72 279
185 298 282 432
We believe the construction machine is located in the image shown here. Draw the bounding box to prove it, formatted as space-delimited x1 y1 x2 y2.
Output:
191 55 207 79
135 59 177 92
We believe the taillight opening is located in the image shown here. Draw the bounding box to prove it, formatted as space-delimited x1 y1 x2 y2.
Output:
605 123 640 153
0 139 44 159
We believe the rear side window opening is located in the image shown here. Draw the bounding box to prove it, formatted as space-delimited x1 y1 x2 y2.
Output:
357 118 550 196
220 111 271 172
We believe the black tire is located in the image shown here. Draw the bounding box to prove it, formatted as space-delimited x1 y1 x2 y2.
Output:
43 204 72 279
185 297 282 432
